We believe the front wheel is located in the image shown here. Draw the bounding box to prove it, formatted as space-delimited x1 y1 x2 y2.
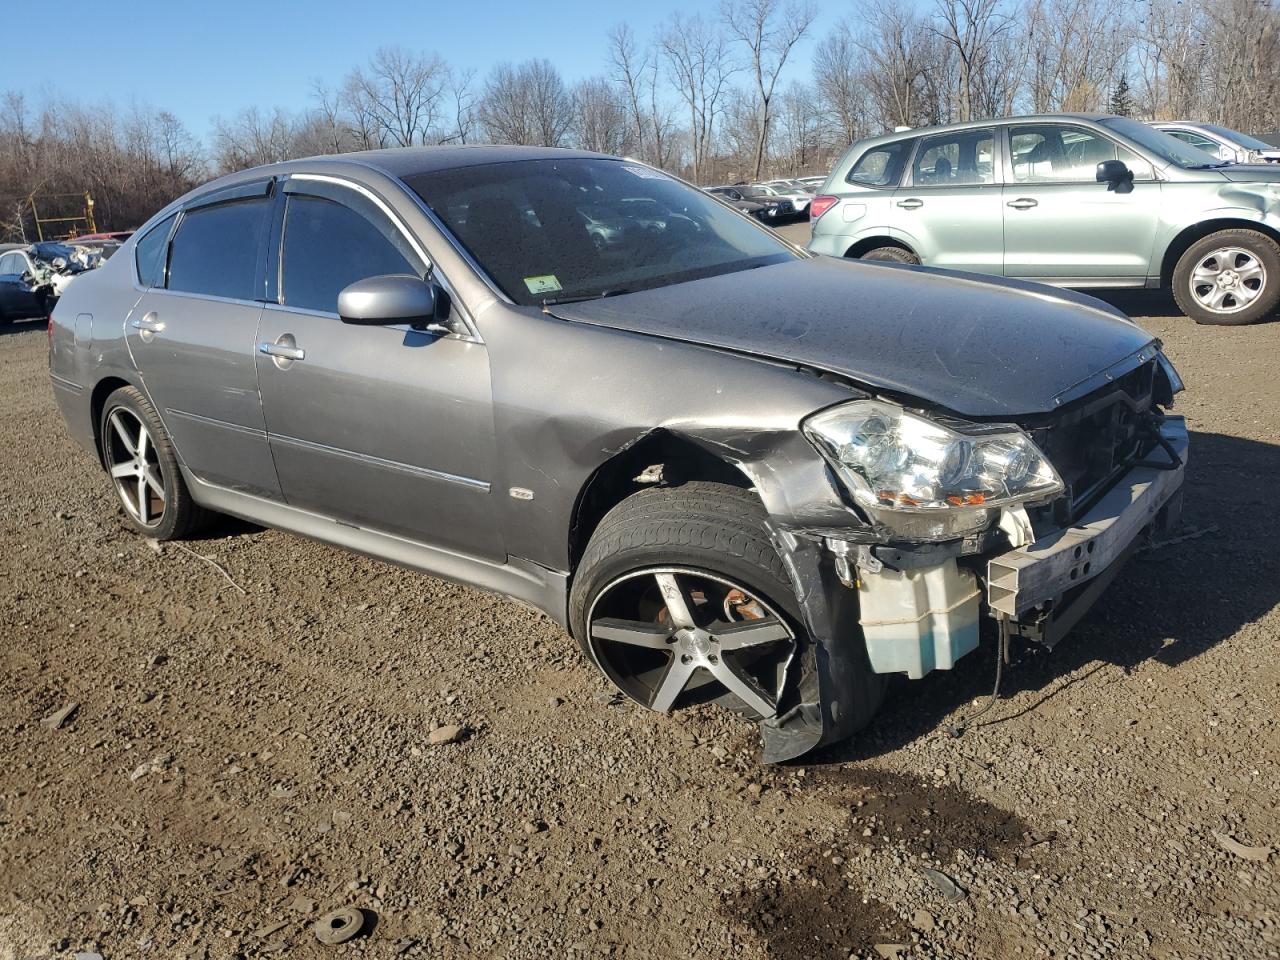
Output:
569 482 885 729
99 385 210 540
1172 229 1280 325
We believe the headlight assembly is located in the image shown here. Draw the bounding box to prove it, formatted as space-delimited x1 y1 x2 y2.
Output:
804 400 1064 538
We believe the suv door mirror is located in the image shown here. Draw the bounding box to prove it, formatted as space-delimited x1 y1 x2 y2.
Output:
338 274 440 329
1095 159 1134 191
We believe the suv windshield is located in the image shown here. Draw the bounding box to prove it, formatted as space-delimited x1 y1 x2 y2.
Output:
406 159 798 306
1203 124 1275 151
1098 117 1224 168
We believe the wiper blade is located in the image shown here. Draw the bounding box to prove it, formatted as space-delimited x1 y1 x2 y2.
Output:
541 288 632 307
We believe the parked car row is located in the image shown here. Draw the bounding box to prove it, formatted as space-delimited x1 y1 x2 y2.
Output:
809 112 1280 325
705 177 827 222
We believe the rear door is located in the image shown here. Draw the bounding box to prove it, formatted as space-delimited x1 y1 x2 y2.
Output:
125 181 282 499
1002 122 1163 282
254 176 502 559
890 126 1004 274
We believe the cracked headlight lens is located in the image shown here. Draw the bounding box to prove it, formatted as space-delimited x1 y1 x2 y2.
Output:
804 400 1064 538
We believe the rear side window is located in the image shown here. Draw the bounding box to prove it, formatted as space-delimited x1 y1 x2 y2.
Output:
167 199 269 300
847 140 913 187
913 129 995 185
280 194 419 314
133 213 176 287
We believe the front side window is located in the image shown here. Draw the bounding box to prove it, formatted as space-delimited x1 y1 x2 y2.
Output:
133 213 176 287
167 199 269 300
280 194 420 314
913 129 995 185
0 253 18 275
847 140 913 187
406 158 797 307
1010 124 1153 182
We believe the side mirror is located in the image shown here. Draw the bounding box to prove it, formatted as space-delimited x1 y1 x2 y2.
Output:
1095 160 1134 191
337 274 443 331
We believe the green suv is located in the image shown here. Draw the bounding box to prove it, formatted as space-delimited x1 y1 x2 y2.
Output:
808 113 1280 325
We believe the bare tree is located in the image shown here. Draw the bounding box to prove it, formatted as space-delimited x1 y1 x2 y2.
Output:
343 47 450 147
854 1 939 130
574 77 632 154
932 0 1012 121
479 60 574 147
722 0 817 180
812 23 869 147
660 14 738 182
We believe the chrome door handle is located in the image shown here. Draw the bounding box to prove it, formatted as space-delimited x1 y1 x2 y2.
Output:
896 198 924 209
130 312 165 333
1007 198 1039 210
259 342 305 361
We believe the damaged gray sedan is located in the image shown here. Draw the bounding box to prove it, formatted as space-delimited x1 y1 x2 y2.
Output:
48 146 1187 761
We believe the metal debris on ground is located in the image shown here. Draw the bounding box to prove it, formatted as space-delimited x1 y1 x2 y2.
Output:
1138 525 1219 553
1211 829 1273 862
920 866 967 902
313 906 367 945
40 701 79 730
168 542 247 595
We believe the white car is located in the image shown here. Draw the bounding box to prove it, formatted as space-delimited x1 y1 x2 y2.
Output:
746 183 811 214
1149 122 1280 165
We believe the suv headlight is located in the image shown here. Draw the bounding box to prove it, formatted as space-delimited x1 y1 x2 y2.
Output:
804 400 1064 539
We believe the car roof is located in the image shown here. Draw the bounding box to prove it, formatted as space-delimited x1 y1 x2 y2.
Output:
852 112 1120 151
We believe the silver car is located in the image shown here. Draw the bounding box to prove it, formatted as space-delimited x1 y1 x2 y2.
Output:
1150 121 1280 166
49 146 1187 761
809 113 1280 325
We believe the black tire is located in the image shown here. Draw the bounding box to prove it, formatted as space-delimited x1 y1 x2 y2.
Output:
569 481 885 729
1172 229 1280 325
860 245 920 265
98 385 210 540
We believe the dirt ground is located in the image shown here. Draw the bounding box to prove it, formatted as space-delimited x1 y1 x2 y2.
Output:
1 291 1278 960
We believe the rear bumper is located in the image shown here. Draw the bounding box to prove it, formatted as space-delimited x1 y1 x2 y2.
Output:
987 415 1188 645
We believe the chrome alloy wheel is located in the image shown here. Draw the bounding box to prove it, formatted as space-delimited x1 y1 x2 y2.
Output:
1190 246 1267 314
104 407 166 526
585 567 796 719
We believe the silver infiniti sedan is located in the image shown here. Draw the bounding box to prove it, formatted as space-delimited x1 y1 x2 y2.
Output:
49 146 1187 761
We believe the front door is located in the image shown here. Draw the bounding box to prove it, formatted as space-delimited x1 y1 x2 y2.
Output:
1002 123 1163 282
890 126 1004 275
125 183 282 499
255 178 503 560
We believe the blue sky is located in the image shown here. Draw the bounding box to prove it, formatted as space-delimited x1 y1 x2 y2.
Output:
14 0 849 141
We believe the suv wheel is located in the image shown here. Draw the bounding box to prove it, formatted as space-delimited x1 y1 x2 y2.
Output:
1173 229 1280 325
99 385 210 540
860 246 920 265
569 482 885 728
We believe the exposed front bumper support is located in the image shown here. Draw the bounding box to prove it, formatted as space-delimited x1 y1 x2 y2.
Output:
987 415 1187 634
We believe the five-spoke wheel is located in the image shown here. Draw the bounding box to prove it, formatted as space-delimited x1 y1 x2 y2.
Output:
586 567 795 718
104 406 167 527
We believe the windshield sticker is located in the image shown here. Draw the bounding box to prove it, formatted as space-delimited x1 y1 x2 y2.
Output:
524 274 563 295
622 164 671 180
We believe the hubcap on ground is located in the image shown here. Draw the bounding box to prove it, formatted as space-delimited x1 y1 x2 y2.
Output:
586 568 796 719
104 408 166 526
1191 246 1266 314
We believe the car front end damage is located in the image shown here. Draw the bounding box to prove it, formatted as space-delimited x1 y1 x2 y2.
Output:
756 348 1187 762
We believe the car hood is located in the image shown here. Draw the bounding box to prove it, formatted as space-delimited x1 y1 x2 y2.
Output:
546 257 1158 418
1217 164 1280 182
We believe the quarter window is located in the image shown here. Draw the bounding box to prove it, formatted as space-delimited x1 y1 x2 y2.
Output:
133 213 176 287
280 194 419 314
847 140 913 187
167 199 269 300
913 129 995 185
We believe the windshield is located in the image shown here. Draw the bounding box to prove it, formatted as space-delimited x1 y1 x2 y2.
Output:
1203 124 1275 151
406 159 798 306
1098 117 1224 168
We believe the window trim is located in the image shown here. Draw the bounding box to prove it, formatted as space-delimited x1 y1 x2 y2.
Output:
1001 122 1161 186
132 211 179 289
902 126 1003 189
274 173 481 344
162 186 275 303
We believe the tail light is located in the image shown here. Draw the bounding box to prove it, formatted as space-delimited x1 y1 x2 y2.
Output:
809 195 839 221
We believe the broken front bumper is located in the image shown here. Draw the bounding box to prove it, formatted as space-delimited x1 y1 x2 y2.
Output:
987 415 1188 646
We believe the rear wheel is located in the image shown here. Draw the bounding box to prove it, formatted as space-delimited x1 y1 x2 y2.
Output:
570 482 884 728
860 245 920 265
1172 229 1280 325
99 385 209 540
